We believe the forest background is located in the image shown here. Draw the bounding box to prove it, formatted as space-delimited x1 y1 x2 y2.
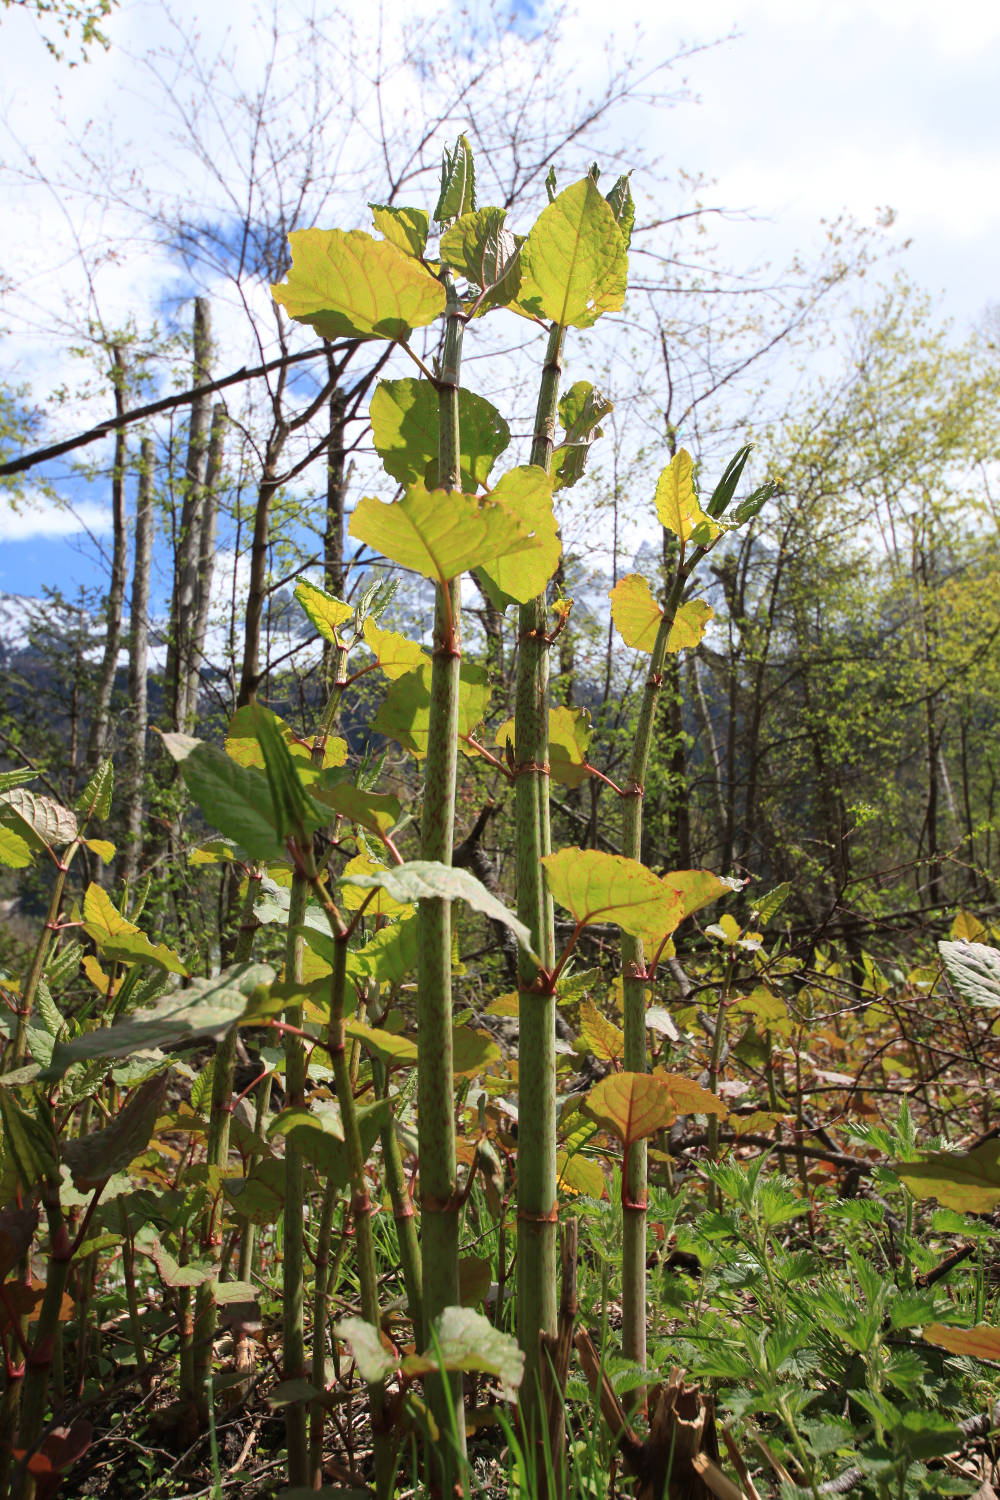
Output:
0 1 999 1498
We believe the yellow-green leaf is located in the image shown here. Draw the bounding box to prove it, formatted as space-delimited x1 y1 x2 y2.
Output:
83 839 116 861
654 450 721 543
369 378 510 493
370 203 429 259
82 884 188 976
477 466 561 605
583 1072 677 1147
578 999 624 1063
665 869 743 920
518 177 627 329
541 848 684 947
609 574 661 652
349 484 530 586
373 659 491 759
667 599 714 651
362 618 427 679
0 827 32 868
493 704 594 790
557 1151 605 1199
225 706 346 780
294 580 353 644
338 856 413 919
271 228 445 342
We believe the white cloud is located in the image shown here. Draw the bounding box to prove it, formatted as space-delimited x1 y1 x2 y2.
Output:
0 498 112 541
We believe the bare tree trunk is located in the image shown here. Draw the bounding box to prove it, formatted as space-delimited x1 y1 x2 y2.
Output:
165 297 213 728
237 459 283 708
86 345 129 773
182 403 226 732
120 438 154 888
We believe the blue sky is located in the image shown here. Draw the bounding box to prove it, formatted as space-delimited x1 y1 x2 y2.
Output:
1 0 998 601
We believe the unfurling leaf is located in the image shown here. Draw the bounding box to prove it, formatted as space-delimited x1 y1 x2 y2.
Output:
435 134 477 223
518 177 627 328
349 484 530 586
553 381 613 491
0 788 77 851
370 378 510 492
439 207 521 306
75 760 113 821
655 450 721 543
542 848 684 947
272 228 445 342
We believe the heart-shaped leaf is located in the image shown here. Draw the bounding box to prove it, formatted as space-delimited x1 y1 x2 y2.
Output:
272 228 445 342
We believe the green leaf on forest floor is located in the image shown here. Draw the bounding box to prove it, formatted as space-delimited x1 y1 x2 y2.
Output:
370 203 429 259
294 580 354 644
517 176 627 328
938 939 1000 1008
350 483 530 586
221 1156 284 1224
370 378 510 492
542 848 685 947
655 450 721 543
340 860 538 963
362 618 426 679
477 466 561 606
82 883 188 975
0 787 77 851
585 1070 725 1147
271 228 445 342
45 964 274 1076
62 1074 168 1188
374 659 492 759
895 1141 1000 1212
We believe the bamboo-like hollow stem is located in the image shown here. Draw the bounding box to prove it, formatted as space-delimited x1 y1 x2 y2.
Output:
15 1182 73 1500
620 571 684 1388
12 853 72 1068
321 923 392 1495
194 869 263 1415
309 1176 340 1486
516 321 565 1440
416 274 466 1480
282 874 310 1487
373 1054 423 1336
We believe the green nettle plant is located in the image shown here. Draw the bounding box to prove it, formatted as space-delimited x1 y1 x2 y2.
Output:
4 134 997 1500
